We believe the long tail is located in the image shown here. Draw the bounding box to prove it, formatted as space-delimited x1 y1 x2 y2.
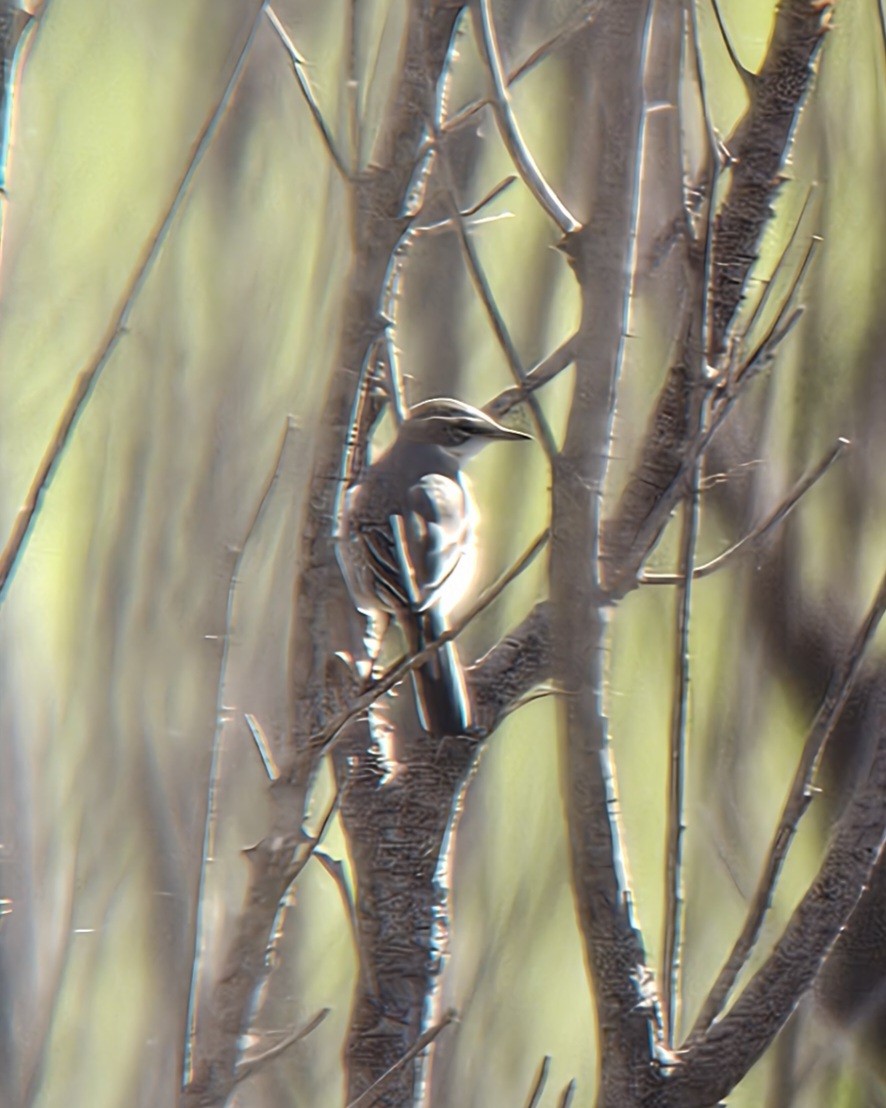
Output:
403 606 471 738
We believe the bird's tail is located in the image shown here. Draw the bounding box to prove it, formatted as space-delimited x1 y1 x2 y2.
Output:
404 606 471 738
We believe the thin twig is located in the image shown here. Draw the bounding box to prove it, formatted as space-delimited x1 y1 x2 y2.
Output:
486 336 577 419
315 850 360 948
687 562 886 1042
265 5 350 179
472 0 579 235
641 438 849 585
458 174 517 219
661 6 719 1037
733 236 819 391
345 0 360 170
710 0 756 89
413 176 517 235
285 784 343 884
664 298 806 541
184 412 297 1084
233 1008 331 1084
443 3 598 134
509 3 600 84
0 0 269 605
523 1055 552 1108
345 1010 457 1108
740 187 816 356
661 460 701 1043
315 528 550 753
441 181 559 458
245 713 281 781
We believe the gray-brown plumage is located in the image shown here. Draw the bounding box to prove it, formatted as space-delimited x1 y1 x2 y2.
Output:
338 398 529 737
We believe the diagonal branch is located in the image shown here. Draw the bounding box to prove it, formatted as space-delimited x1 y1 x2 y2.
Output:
669 728 886 1106
437 164 559 458
265 5 350 178
472 0 579 235
314 528 549 754
641 437 848 585
601 0 832 597
686 561 886 1041
0 0 269 605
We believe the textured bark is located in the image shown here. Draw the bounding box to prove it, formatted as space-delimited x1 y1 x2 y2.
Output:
550 3 664 1103
603 0 832 595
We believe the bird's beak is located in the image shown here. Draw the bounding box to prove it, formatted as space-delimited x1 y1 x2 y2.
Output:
482 413 532 441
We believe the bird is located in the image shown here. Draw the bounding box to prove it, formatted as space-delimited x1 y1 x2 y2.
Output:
337 397 530 737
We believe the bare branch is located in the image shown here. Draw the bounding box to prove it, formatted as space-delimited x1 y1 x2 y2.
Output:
265 5 350 178
345 1010 457 1108
443 3 599 134
709 1 831 354
314 528 550 754
671 727 886 1105
661 468 701 1042
523 1055 552 1108
641 438 849 585
0 0 269 606
486 335 577 420
509 4 600 84
472 0 579 234
550 2 664 1095
233 1009 331 1085
437 166 559 458
603 0 831 595
688 560 886 1040
185 9 472 1104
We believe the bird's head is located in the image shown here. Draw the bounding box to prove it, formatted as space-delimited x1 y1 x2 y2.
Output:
401 398 531 460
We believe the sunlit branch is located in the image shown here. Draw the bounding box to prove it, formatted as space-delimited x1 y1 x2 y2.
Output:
443 2 599 134
472 0 579 234
265 6 350 178
661 467 700 1043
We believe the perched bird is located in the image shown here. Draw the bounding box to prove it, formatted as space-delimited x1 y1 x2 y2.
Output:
337 397 530 737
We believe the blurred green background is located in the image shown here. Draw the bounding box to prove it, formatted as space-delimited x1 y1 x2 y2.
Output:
1 1 885 1105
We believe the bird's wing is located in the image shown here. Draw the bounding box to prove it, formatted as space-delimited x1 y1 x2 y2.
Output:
398 473 470 613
